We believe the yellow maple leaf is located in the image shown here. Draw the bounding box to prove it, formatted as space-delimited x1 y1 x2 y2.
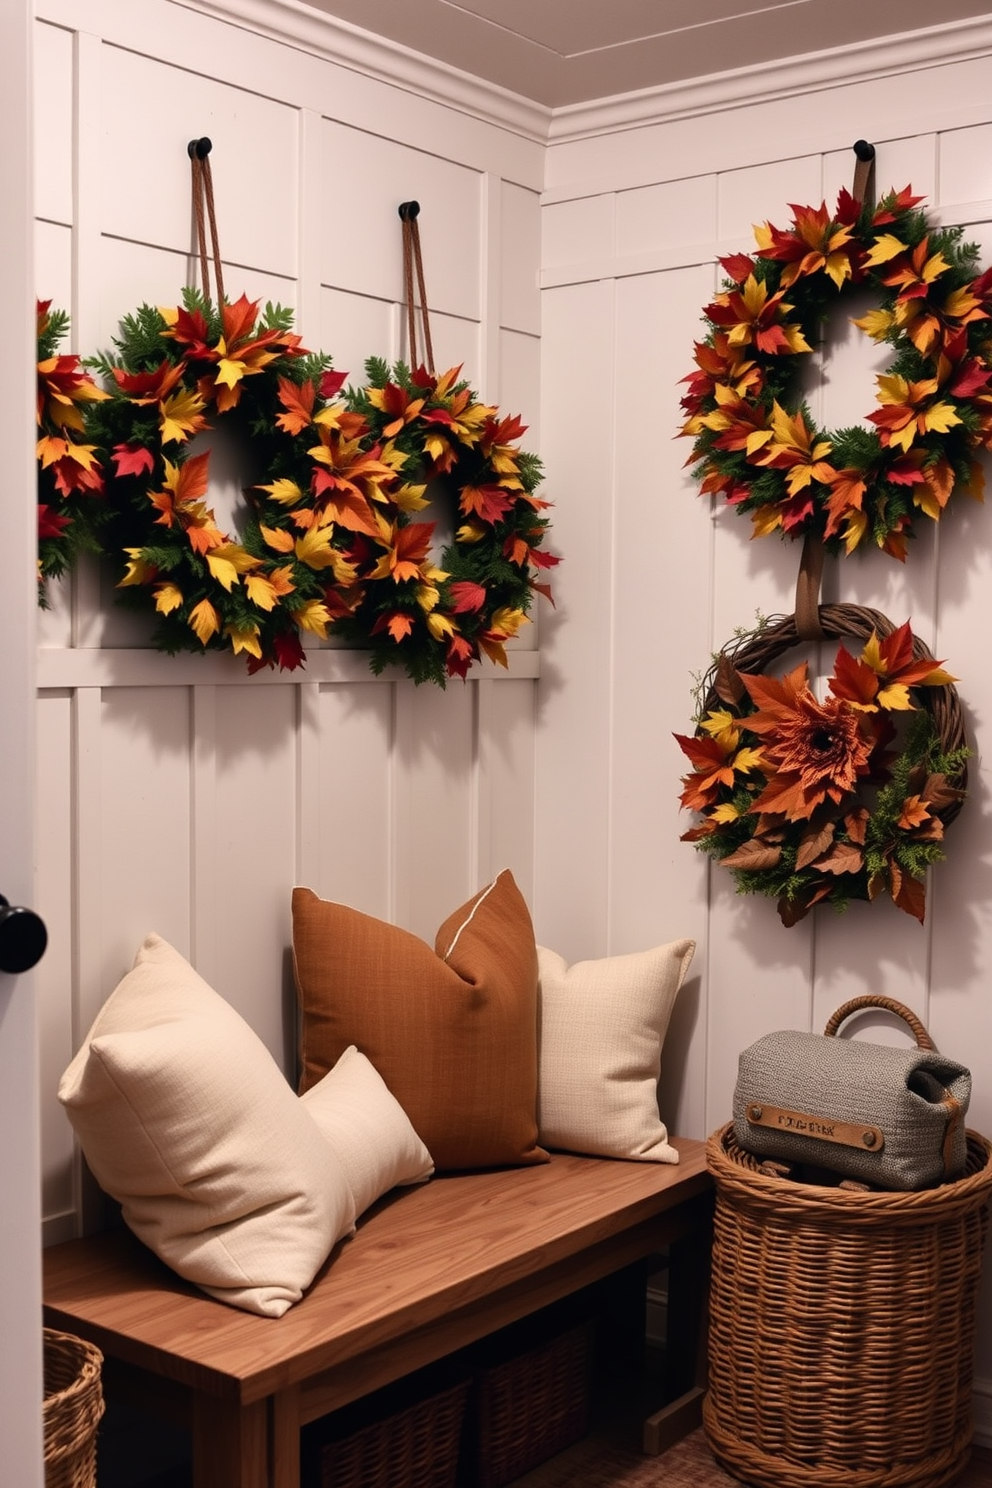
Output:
153 582 183 616
258 478 305 507
294 599 331 637
393 483 430 513
205 551 241 592
118 548 156 587
922 402 962 434
426 611 457 641
225 624 262 659
159 387 207 445
853 307 894 342
188 598 220 645
258 523 296 554
710 802 742 823
863 234 906 267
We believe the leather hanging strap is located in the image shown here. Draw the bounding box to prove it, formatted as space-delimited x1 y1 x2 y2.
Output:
399 201 435 374
188 137 225 308
795 531 825 641
851 138 876 210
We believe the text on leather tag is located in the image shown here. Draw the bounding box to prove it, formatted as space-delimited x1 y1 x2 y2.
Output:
745 1103 885 1151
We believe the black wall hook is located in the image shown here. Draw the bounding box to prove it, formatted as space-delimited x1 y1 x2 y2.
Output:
853 139 876 162
187 137 213 160
398 200 421 221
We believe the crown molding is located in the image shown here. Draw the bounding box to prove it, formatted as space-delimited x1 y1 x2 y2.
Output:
548 14 992 144
168 0 552 144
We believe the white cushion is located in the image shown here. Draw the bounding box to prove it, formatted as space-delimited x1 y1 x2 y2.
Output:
536 940 695 1163
301 1045 434 1216
58 933 356 1318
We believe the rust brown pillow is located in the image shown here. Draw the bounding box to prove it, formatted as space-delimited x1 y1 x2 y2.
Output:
292 871 546 1170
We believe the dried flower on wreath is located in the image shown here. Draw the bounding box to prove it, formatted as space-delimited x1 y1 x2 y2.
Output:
675 619 968 925
679 186 992 558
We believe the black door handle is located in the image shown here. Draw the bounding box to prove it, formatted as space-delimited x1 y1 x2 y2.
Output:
0 895 48 973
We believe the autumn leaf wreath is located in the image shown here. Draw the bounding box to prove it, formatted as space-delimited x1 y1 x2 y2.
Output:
41 290 557 685
679 185 992 558
676 612 968 926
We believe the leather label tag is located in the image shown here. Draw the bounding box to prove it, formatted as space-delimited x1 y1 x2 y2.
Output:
745 1102 885 1152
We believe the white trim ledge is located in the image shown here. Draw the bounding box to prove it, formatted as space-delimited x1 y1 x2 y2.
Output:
37 646 540 688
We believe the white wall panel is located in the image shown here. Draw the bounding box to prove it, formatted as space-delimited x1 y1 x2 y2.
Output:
476 678 536 907
99 47 300 277
500 183 541 335
210 684 298 1063
35 691 75 1234
615 175 717 257
33 21 73 228
534 277 614 959
34 220 72 322
318 121 482 320
542 194 614 268
97 688 193 992
312 682 395 923
393 680 477 940
940 121 992 205
319 286 398 384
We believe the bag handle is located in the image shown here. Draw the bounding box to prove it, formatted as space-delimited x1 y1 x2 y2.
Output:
823 994 936 1051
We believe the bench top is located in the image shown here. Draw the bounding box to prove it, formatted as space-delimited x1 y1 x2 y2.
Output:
43 1138 709 1406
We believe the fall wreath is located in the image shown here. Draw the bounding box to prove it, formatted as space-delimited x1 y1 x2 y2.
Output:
343 357 557 684
679 186 992 558
675 609 968 925
84 293 556 682
36 300 108 599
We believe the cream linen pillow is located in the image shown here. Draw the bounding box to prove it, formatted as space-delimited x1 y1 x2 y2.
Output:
301 1045 434 1216
536 940 695 1163
58 933 356 1318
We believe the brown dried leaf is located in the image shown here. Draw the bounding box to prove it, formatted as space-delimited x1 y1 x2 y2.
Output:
894 871 927 924
720 838 783 871
713 653 747 708
813 841 864 876
795 820 835 871
843 807 870 846
922 773 966 811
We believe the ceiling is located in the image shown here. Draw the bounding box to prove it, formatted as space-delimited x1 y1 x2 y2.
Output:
299 0 992 109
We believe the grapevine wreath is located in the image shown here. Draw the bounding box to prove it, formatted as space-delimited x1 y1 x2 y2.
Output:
675 608 968 926
36 300 108 598
84 292 557 682
679 185 992 558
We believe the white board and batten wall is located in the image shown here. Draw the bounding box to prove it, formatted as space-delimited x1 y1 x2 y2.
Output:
536 18 992 1432
33 0 544 1238
29 0 992 1439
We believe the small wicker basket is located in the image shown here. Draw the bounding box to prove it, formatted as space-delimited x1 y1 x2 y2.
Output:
305 1373 469 1488
704 1123 992 1488
42 1328 104 1488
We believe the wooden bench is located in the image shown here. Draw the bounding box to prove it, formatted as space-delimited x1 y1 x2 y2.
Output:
43 1138 713 1488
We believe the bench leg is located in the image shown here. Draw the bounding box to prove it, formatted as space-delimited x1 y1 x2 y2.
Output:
192 1395 268 1488
270 1386 302 1488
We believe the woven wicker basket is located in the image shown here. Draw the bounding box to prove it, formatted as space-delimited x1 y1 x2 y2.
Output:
307 1375 469 1488
704 1123 992 1488
42 1328 104 1488
466 1317 595 1488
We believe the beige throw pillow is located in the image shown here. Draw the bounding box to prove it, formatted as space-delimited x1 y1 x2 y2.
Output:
301 1045 434 1216
536 940 695 1163
58 933 356 1318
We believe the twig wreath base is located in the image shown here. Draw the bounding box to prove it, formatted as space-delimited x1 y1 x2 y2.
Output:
679 185 992 559
676 606 968 926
